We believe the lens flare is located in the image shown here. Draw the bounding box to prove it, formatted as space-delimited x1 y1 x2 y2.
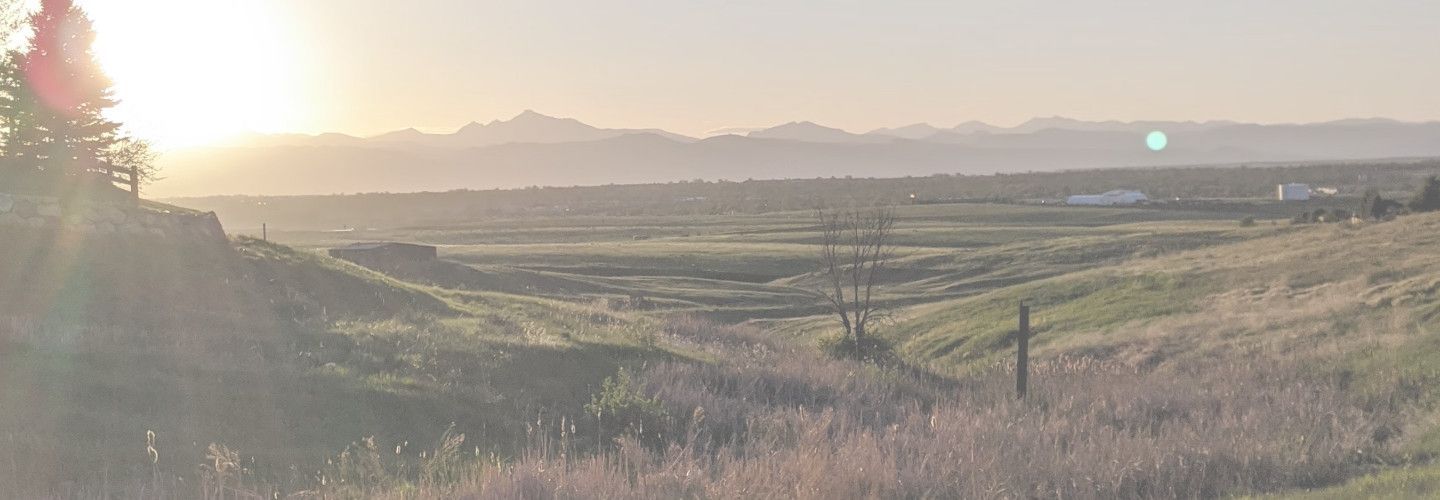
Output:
1146 131 1168 152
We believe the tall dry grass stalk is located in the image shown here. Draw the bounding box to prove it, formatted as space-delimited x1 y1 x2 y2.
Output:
346 318 1401 499
6 317 1417 499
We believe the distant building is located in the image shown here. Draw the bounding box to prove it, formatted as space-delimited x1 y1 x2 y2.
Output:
328 242 437 269
1277 183 1311 201
1065 190 1149 206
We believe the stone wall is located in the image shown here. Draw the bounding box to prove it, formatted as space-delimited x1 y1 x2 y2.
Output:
0 192 226 241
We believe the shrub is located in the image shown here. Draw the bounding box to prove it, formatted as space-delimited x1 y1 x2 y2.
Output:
1239 216 1256 227
585 368 669 446
1409 175 1440 212
1362 188 1407 220
817 330 897 363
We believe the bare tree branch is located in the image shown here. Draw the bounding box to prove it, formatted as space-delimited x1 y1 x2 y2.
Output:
813 205 896 348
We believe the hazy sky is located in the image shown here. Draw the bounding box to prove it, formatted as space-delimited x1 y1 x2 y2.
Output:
78 0 1440 145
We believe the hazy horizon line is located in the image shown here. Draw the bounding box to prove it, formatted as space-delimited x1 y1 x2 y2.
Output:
210 111 1440 146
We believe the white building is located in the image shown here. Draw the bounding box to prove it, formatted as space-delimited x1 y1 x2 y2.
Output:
1066 190 1149 206
1277 183 1311 201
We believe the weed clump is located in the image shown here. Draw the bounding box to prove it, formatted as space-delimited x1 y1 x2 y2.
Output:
585 368 670 447
818 330 897 363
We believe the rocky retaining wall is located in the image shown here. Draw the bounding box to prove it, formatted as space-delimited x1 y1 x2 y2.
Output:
0 192 226 241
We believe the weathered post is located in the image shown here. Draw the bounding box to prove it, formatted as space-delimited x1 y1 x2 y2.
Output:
262 223 268 242
1017 301 1030 399
129 165 140 203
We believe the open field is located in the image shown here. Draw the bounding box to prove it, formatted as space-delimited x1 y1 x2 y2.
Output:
351 206 1440 499
266 196 1440 497
8 187 1440 497
262 202 1297 325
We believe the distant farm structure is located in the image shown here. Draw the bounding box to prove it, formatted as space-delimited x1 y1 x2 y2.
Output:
1277 183 1312 201
328 242 438 269
1065 190 1149 206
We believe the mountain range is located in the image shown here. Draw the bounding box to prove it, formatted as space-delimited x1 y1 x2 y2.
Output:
153 111 1440 197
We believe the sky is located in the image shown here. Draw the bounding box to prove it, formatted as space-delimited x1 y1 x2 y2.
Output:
73 0 1440 147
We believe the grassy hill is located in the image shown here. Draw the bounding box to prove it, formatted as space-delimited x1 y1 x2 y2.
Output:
384 211 1440 499
0 224 679 495
11 197 1440 497
886 210 1440 384
827 211 1440 497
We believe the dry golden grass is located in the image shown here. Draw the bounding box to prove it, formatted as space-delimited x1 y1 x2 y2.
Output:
13 212 1440 498
94 317 1419 499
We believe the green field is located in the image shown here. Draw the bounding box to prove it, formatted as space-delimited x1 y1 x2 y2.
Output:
272 203 1291 321
251 199 1440 497
8 194 1440 497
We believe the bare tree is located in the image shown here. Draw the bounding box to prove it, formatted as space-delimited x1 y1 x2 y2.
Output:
814 206 896 351
105 136 160 200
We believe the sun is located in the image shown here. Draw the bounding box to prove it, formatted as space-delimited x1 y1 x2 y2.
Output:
79 0 304 148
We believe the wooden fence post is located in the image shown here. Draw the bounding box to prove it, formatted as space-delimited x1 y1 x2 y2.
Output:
129 164 140 202
1017 301 1030 399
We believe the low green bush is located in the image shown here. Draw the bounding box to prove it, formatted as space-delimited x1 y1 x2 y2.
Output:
585 368 669 447
818 331 897 363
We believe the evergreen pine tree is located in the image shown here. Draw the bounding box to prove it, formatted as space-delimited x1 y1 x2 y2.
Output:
6 0 120 186
1361 188 1387 219
1408 176 1440 213
0 51 30 182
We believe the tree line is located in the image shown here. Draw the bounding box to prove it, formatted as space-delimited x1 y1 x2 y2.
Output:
1291 176 1440 224
174 159 1440 232
0 0 155 201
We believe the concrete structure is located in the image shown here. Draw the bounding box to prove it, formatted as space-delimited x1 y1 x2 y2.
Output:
1065 190 1149 206
0 192 225 240
1278 183 1311 201
328 242 438 268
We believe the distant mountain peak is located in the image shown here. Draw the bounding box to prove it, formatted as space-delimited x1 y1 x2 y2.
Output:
749 121 893 143
1007 116 1242 134
508 109 579 124
161 115 1440 197
776 121 834 130
368 127 428 142
1018 116 1089 127
367 109 699 148
1323 117 1402 126
950 120 1003 133
868 123 943 140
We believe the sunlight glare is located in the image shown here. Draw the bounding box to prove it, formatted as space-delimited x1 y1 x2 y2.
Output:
81 0 303 148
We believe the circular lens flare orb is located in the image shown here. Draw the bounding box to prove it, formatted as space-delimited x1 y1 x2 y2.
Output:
1146 131 1168 152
